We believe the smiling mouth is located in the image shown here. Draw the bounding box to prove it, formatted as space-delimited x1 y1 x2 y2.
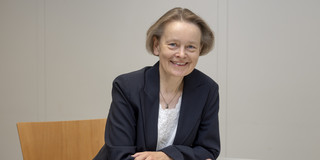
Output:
171 61 188 66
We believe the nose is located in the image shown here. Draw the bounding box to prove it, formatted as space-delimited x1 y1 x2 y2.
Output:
176 47 187 58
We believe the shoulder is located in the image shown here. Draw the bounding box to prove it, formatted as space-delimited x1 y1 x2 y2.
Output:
113 66 151 89
186 68 219 90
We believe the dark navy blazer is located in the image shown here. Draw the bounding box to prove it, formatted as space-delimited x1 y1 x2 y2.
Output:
94 62 220 160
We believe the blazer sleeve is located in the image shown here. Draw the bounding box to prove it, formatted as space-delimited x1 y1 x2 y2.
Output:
161 85 220 160
94 77 137 160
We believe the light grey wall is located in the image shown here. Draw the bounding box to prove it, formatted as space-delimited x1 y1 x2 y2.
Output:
226 1 320 159
1 0 319 160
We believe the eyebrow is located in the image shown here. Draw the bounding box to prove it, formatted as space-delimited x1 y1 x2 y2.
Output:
164 38 200 45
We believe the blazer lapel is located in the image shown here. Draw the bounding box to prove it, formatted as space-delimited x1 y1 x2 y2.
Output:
174 70 210 144
140 62 160 150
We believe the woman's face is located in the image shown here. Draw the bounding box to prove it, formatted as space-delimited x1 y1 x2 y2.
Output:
153 21 202 79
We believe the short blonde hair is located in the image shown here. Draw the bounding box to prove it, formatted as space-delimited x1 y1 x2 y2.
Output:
146 7 214 56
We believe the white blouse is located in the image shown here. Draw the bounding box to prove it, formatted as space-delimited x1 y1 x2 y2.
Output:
156 96 182 150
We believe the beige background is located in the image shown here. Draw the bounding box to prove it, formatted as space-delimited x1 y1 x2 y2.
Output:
1 0 319 159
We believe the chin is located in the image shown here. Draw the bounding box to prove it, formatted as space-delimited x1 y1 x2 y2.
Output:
171 71 192 77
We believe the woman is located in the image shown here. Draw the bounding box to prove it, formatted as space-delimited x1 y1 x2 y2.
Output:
94 7 220 160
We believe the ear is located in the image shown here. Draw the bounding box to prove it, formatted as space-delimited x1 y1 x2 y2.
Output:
199 43 203 55
153 37 160 56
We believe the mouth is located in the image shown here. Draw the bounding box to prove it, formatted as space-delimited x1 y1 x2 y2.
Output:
171 61 188 66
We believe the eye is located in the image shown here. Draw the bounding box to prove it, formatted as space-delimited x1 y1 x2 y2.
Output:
187 45 196 49
168 43 177 47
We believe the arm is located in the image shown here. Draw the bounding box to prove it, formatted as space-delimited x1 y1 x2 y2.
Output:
161 86 220 160
95 78 137 160
131 152 172 160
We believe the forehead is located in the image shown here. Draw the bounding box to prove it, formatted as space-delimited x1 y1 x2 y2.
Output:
161 21 202 43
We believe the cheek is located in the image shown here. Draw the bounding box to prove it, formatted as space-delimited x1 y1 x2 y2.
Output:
191 54 200 62
159 48 172 58
158 52 169 62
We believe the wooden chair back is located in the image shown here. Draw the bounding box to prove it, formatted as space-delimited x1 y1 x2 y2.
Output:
17 118 106 160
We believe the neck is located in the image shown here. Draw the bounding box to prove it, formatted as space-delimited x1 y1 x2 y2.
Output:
159 69 183 94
